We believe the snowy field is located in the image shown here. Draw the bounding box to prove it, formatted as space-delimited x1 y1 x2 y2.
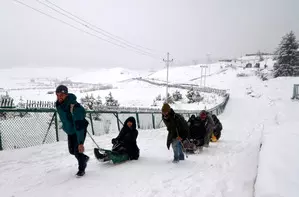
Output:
0 63 227 109
1 57 299 196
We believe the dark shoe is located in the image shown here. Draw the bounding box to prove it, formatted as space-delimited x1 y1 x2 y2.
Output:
76 170 85 177
94 148 106 159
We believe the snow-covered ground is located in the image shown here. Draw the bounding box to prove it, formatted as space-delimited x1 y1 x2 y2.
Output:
1 62 298 196
0 53 299 197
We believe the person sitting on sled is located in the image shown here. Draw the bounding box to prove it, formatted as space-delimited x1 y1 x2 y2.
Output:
187 114 206 148
94 117 140 163
199 110 215 147
162 103 189 163
211 114 223 142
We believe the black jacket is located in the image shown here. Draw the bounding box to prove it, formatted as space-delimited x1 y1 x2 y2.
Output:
188 115 206 140
162 109 189 149
113 117 139 160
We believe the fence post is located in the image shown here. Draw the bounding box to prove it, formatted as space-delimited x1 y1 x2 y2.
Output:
54 112 59 142
116 113 120 132
136 113 140 129
89 113 95 135
0 131 3 151
152 113 155 129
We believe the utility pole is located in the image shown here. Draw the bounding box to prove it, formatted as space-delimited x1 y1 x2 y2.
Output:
206 54 211 75
163 52 173 103
200 65 208 87
200 66 203 87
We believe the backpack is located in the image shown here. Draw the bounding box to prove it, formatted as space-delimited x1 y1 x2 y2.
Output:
70 103 89 130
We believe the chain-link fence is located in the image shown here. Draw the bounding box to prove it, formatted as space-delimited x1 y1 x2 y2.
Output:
0 109 59 150
0 93 230 151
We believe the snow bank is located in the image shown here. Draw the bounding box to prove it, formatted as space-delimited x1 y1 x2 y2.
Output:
255 122 299 197
253 77 299 197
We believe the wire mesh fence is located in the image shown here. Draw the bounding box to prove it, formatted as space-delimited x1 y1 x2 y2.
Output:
0 94 230 151
0 110 59 150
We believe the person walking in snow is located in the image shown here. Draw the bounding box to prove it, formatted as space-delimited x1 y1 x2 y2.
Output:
55 85 89 177
199 110 215 147
162 103 189 163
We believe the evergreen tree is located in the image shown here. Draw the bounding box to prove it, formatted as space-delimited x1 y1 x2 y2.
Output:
156 94 162 101
163 93 174 104
274 31 299 77
186 88 203 103
105 92 119 107
186 88 195 103
151 99 157 107
172 90 183 101
81 94 96 110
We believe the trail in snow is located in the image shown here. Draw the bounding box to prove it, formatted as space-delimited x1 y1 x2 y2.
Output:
0 79 264 197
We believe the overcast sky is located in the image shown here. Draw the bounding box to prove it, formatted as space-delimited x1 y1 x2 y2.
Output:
0 0 298 70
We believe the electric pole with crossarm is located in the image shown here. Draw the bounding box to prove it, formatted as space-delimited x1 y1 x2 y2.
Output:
163 52 173 103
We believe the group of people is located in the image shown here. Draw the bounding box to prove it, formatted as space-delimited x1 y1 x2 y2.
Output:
161 103 223 162
55 85 222 177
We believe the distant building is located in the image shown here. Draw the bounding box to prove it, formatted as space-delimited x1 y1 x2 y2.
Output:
218 59 233 62
245 52 274 56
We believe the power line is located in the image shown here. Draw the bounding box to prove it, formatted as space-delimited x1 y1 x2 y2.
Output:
37 0 160 58
44 0 158 55
12 0 161 60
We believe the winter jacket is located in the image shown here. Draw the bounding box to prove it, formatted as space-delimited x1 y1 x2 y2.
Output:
187 115 206 140
162 109 189 149
112 117 139 160
200 111 215 132
212 114 222 131
212 114 222 139
56 93 88 144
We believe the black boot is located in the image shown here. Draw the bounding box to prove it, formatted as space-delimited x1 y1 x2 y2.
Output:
94 148 107 160
76 170 85 177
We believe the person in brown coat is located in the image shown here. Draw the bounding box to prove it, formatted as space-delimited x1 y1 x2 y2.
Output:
162 103 189 163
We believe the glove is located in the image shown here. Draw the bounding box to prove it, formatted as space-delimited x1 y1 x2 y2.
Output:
111 138 117 144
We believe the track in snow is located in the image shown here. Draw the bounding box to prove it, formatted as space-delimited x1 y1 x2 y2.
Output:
0 93 263 197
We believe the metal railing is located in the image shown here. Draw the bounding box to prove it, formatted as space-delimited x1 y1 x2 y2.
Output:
0 93 230 151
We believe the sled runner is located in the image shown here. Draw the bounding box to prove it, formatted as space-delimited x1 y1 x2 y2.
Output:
94 142 130 164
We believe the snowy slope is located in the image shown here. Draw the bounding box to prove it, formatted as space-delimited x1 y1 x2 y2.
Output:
70 67 148 84
146 63 226 84
1 65 299 196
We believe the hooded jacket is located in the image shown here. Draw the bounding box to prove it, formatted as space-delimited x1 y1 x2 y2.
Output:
56 93 88 144
162 108 189 149
114 116 139 160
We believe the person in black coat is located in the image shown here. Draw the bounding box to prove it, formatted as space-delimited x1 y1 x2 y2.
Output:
187 115 206 146
111 116 140 160
211 114 223 140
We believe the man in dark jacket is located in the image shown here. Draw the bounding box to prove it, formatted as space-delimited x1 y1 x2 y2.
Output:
55 85 89 177
199 110 215 147
162 103 189 163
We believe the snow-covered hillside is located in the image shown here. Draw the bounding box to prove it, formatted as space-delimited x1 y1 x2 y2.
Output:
146 62 227 84
0 64 228 110
70 67 149 84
